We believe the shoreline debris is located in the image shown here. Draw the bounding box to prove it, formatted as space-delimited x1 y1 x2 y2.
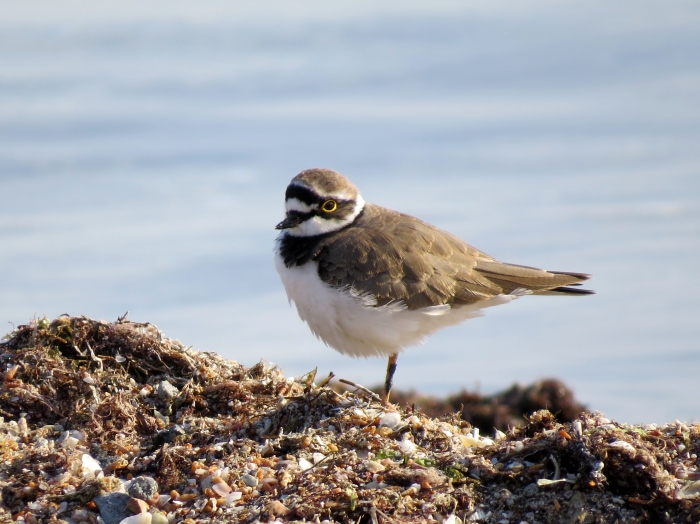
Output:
0 316 698 523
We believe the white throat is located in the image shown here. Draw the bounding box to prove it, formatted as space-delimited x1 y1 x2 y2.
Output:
285 194 365 237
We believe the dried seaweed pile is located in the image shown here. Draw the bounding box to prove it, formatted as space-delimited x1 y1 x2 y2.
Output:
0 316 699 524
383 379 585 435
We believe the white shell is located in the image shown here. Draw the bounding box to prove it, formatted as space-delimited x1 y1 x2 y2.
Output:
366 461 385 473
398 437 416 454
608 440 636 456
678 481 700 499
151 512 168 524
378 412 401 429
298 457 313 471
212 481 232 496
81 454 102 476
118 513 152 524
224 492 243 504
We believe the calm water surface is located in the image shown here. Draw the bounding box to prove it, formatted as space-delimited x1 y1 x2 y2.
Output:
1 1 699 423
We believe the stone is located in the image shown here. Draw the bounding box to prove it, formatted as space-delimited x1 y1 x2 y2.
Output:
522 483 539 497
153 425 186 445
242 474 258 487
94 492 131 524
128 476 159 502
157 380 179 400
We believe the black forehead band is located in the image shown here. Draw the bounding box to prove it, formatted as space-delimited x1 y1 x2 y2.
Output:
285 184 352 208
285 184 322 205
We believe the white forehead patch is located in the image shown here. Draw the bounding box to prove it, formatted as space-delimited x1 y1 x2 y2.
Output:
285 198 315 214
322 189 354 200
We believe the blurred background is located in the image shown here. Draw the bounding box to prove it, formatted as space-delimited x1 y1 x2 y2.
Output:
1 1 699 424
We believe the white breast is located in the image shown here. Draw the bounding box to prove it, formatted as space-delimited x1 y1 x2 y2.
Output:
274 248 520 359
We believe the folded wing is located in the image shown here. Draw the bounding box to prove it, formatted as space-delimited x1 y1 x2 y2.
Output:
315 204 593 310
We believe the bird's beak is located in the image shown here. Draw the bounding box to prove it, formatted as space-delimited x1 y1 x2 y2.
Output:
275 214 304 230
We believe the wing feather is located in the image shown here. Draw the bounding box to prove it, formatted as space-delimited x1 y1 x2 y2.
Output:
314 203 593 309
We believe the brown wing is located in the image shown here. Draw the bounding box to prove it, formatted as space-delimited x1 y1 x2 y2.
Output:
315 204 496 308
315 203 593 310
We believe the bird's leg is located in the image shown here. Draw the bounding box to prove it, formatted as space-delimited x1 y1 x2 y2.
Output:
382 353 398 405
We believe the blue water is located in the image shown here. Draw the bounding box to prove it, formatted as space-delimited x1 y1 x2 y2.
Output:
1 1 699 423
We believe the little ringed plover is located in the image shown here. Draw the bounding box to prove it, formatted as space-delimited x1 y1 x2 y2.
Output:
274 168 593 402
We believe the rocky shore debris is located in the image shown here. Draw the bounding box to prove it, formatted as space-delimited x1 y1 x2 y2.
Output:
0 315 698 523
383 379 585 434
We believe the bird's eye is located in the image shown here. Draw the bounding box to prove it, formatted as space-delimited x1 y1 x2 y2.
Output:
321 200 338 213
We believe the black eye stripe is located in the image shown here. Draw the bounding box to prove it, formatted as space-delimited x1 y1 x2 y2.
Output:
288 210 313 219
285 185 322 205
285 184 354 210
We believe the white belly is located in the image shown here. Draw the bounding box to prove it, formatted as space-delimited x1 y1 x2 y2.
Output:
274 252 519 358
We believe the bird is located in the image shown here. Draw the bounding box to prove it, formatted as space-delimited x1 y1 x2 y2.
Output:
274 168 594 403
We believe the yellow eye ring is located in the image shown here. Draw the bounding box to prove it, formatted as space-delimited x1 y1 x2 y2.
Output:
321 200 338 213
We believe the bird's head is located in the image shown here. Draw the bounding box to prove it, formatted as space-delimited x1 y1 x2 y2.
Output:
276 168 365 237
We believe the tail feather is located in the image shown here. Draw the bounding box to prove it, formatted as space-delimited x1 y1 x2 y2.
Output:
475 260 594 295
549 270 592 281
534 286 596 296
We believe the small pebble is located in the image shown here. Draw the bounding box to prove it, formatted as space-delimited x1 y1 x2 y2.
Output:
522 483 539 497
71 509 91 523
157 380 179 400
242 474 259 487
94 492 131 524
128 476 159 502
153 425 185 445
